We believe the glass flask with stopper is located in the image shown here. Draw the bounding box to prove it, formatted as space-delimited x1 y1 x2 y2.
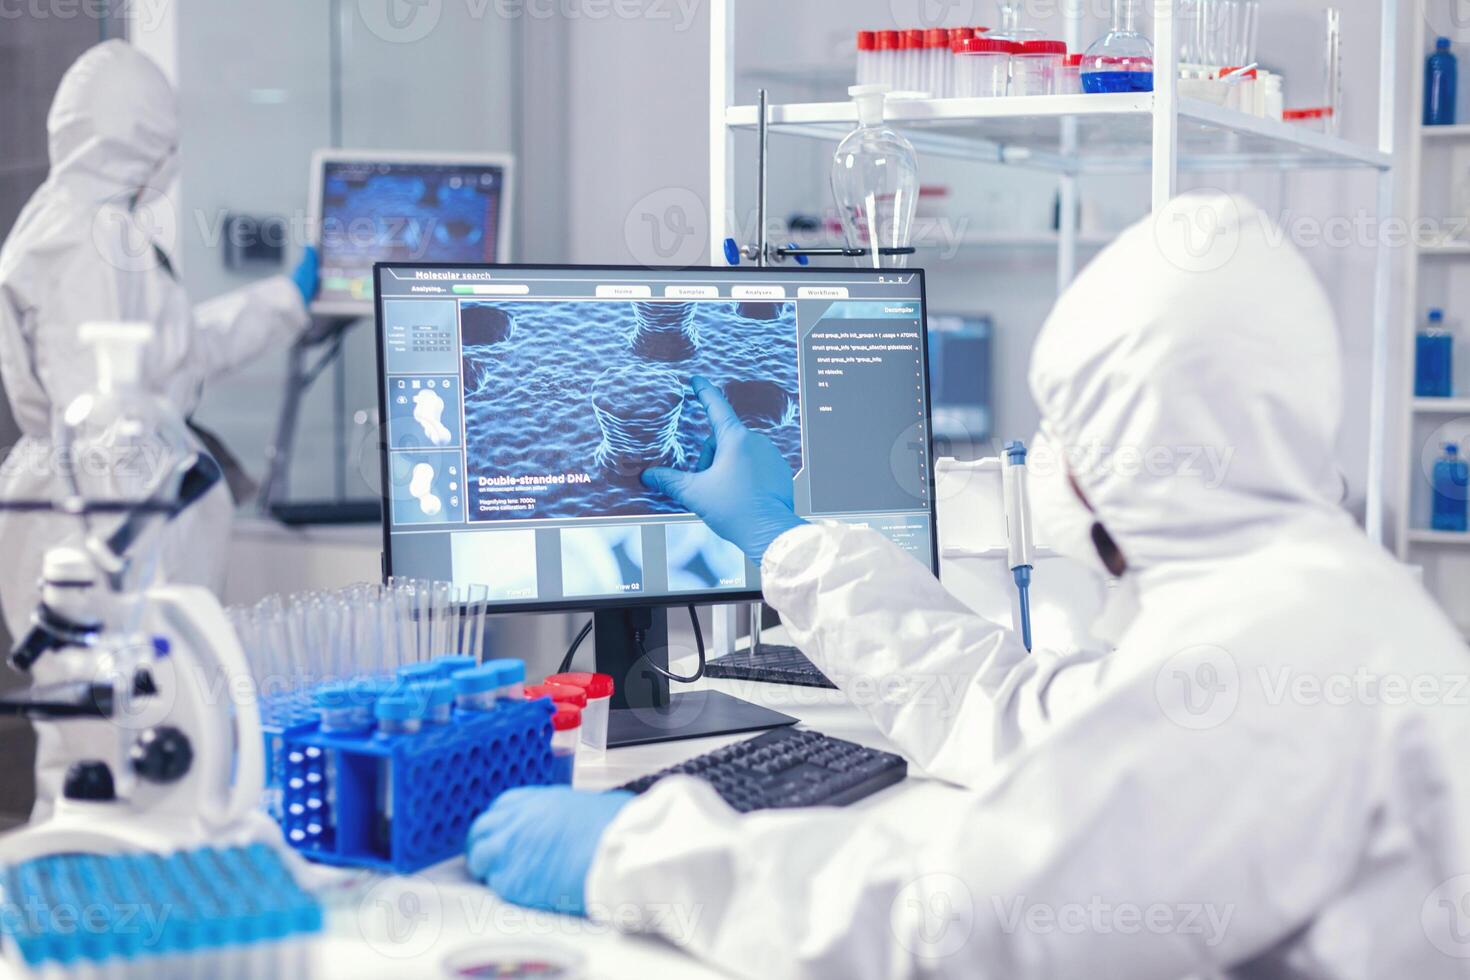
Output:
829 85 919 269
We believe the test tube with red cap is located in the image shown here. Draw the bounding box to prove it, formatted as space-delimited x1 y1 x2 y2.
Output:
876 30 901 90
544 672 613 754
922 29 948 96
902 29 924 91
550 705 582 784
856 31 877 86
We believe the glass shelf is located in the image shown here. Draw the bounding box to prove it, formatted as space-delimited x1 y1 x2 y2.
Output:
726 94 1392 174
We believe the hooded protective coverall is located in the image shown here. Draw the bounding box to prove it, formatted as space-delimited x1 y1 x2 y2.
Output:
0 40 307 636
584 195 1470 978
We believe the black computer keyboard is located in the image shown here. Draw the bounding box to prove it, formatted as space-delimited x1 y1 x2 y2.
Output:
616 727 907 812
704 643 837 690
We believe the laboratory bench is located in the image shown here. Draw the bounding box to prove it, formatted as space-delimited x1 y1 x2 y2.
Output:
303 630 962 979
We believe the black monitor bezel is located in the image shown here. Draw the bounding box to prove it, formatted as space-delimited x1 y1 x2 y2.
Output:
373 261 939 614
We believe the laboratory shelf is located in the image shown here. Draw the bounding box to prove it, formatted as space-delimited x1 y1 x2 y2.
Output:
1408 529 1470 547
725 94 1394 174
1413 398 1470 414
1421 124 1470 140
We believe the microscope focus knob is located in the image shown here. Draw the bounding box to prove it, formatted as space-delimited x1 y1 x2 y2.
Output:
64 761 115 801
131 726 193 784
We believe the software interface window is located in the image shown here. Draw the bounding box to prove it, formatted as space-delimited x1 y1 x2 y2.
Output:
377 266 935 607
317 161 507 308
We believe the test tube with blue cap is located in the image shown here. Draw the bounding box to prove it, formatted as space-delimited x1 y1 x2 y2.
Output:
409 679 455 725
375 685 430 853
1002 440 1035 652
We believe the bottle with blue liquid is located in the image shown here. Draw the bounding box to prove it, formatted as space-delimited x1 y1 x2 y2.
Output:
1426 38 1458 127
1081 0 1154 94
1433 443 1469 533
1416 309 1455 397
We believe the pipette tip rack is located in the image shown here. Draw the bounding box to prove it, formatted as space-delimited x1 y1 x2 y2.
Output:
0 843 322 976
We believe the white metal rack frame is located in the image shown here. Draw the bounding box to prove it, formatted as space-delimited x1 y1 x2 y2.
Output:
709 0 1401 543
1396 9 1470 569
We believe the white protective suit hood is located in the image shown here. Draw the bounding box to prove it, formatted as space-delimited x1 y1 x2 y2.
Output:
45 39 179 203
1027 191 1350 573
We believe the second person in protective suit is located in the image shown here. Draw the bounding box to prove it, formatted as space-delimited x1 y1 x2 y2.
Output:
0 39 319 637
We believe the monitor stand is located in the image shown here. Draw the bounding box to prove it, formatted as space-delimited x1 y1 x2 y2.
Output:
595 606 797 748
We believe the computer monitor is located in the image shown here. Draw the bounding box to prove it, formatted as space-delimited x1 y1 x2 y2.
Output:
374 263 939 743
928 313 992 457
308 150 514 316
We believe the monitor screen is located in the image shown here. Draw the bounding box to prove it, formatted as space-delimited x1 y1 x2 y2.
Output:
374 264 938 612
928 313 992 451
310 153 512 314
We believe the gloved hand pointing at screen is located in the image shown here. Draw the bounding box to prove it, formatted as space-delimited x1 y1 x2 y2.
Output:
641 376 806 565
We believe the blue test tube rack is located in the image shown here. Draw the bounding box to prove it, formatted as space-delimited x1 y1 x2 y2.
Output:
258 691 329 821
278 696 565 873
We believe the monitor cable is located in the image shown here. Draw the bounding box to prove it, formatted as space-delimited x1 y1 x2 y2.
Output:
557 618 593 675
637 605 705 684
558 606 706 683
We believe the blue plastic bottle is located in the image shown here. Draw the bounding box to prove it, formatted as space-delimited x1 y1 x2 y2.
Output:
1416 309 1455 397
1433 444 1469 532
1426 38 1458 127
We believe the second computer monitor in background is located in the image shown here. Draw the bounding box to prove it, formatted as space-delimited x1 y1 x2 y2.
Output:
308 151 514 317
373 265 939 611
928 313 992 460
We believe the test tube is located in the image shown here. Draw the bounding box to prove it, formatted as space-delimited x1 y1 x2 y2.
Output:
458 584 489 661
483 658 526 701
314 682 373 734
410 680 454 725
374 686 429 855
397 660 442 684
856 30 876 85
877 31 901 89
452 664 501 712
427 581 454 658
434 654 478 677
923 28 947 97
550 705 582 785
901 29 922 91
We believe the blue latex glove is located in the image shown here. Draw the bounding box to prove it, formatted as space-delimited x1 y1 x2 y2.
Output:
291 245 319 305
466 787 633 916
642 376 807 565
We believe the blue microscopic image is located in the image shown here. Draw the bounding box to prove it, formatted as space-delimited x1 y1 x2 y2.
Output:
460 300 801 522
321 167 501 266
665 522 747 592
560 525 645 597
451 529 538 601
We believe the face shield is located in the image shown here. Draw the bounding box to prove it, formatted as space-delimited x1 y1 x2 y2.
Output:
1027 425 1112 579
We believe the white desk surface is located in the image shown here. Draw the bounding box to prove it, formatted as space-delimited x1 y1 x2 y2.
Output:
310 631 967 978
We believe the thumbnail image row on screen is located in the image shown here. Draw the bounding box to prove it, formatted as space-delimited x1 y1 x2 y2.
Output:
449 521 749 603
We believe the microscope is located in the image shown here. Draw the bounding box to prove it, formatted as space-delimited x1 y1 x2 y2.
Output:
0 323 280 863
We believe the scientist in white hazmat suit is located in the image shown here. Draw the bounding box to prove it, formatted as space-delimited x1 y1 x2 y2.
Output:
0 40 317 637
468 193 1470 978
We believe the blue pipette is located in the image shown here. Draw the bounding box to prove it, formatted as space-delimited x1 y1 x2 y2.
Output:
1002 441 1035 652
